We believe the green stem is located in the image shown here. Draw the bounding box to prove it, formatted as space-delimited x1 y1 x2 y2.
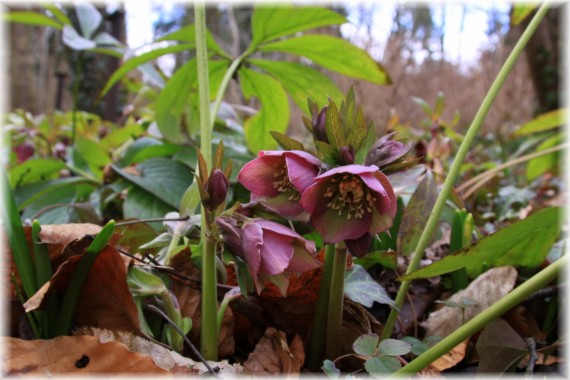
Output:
195 2 218 361
381 3 550 341
392 255 566 376
209 48 253 129
326 243 348 360
306 244 336 371
164 232 181 266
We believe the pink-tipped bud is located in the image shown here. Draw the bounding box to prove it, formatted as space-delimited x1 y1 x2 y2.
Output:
312 106 329 143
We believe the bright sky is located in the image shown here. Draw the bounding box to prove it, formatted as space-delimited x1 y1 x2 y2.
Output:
124 1 510 69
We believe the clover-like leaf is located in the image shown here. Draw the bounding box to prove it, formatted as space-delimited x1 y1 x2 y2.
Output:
353 333 380 356
377 339 412 356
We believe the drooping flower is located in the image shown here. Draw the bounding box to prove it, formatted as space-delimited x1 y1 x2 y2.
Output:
300 164 397 253
238 150 322 221
203 168 229 210
365 132 412 170
216 216 321 295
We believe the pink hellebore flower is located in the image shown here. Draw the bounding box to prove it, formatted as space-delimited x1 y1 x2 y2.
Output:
300 164 397 253
217 216 321 295
237 150 322 221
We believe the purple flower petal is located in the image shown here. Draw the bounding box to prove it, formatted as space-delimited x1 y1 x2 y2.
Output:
258 229 294 275
284 152 320 192
313 164 379 180
241 222 264 275
287 244 322 272
252 192 307 220
345 233 372 258
238 155 283 197
311 207 371 243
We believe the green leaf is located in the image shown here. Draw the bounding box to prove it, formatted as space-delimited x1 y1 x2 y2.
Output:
62 24 96 50
526 134 563 181
127 266 167 297
402 207 562 280
476 318 528 373
100 122 145 150
2 11 62 29
118 138 181 167
354 251 397 270
156 58 230 142
14 177 91 210
123 186 174 231
411 96 434 117
32 220 52 288
113 158 193 209
365 356 401 376
344 264 395 307
399 170 438 255
75 2 102 38
433 92 446 118
158 23 229 58
55 220 115 336
322 359 340 378
100 44 194 96
514 108 566 136
9 159 66 188
325 100 345 148
353 333 379 356
401 336 430 356
378 339 412 356
179 181 201 217
511 4 539 26
41 3 71 25
354 121 377 164
75 137 111 171
249 59 344 113
260 35 390 85
1 168 37 300
238 68 289 153
270 131 305 151
251 5 346 46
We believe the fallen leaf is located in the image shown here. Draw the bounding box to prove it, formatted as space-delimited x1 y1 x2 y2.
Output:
3 335 167 375
429 339 468 371
243 327 304 375
422 266 518 337
74 326 244 376
476 318 528 373
24 246 142 335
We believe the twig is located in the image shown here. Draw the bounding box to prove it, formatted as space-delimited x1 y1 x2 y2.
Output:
525 337 537 376
145 304 219 377
115 215 190 227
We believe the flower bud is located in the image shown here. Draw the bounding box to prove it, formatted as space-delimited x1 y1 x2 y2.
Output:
204 168 229 210
365 133 411 169
312 106 329 143
339 145 355 165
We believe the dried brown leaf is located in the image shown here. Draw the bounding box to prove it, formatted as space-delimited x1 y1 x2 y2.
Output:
243 327 304 375
422 266 518 337
24 246 142 335
3 335 167 375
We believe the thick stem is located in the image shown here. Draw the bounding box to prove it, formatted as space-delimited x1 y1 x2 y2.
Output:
392 255 566 375
325 243 348 360
195 2 218 361
306 244 336 371
381 3 550 341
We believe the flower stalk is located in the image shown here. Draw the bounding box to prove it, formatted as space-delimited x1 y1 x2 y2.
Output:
381 3 550 341
306 244 336 370
325 242 348 360
195 1 218 361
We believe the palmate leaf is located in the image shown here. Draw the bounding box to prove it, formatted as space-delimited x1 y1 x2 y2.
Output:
249 59 343 113
251 5 346 47
325 100 345 148
514 108 567 136
158 23 229 58
270 131 305 151
259 35 391 85
238 68 289 153
402 207 562 280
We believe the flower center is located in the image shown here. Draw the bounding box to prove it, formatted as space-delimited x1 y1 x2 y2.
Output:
273 167 300 200
324 174 376 220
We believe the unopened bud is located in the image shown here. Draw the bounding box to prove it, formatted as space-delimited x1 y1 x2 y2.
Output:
365 134 411 169
204 169 229 210
339 145 355 165
312 106 329 143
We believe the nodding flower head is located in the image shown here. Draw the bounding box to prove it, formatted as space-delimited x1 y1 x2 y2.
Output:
238 150 322 221
300 164 397 255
